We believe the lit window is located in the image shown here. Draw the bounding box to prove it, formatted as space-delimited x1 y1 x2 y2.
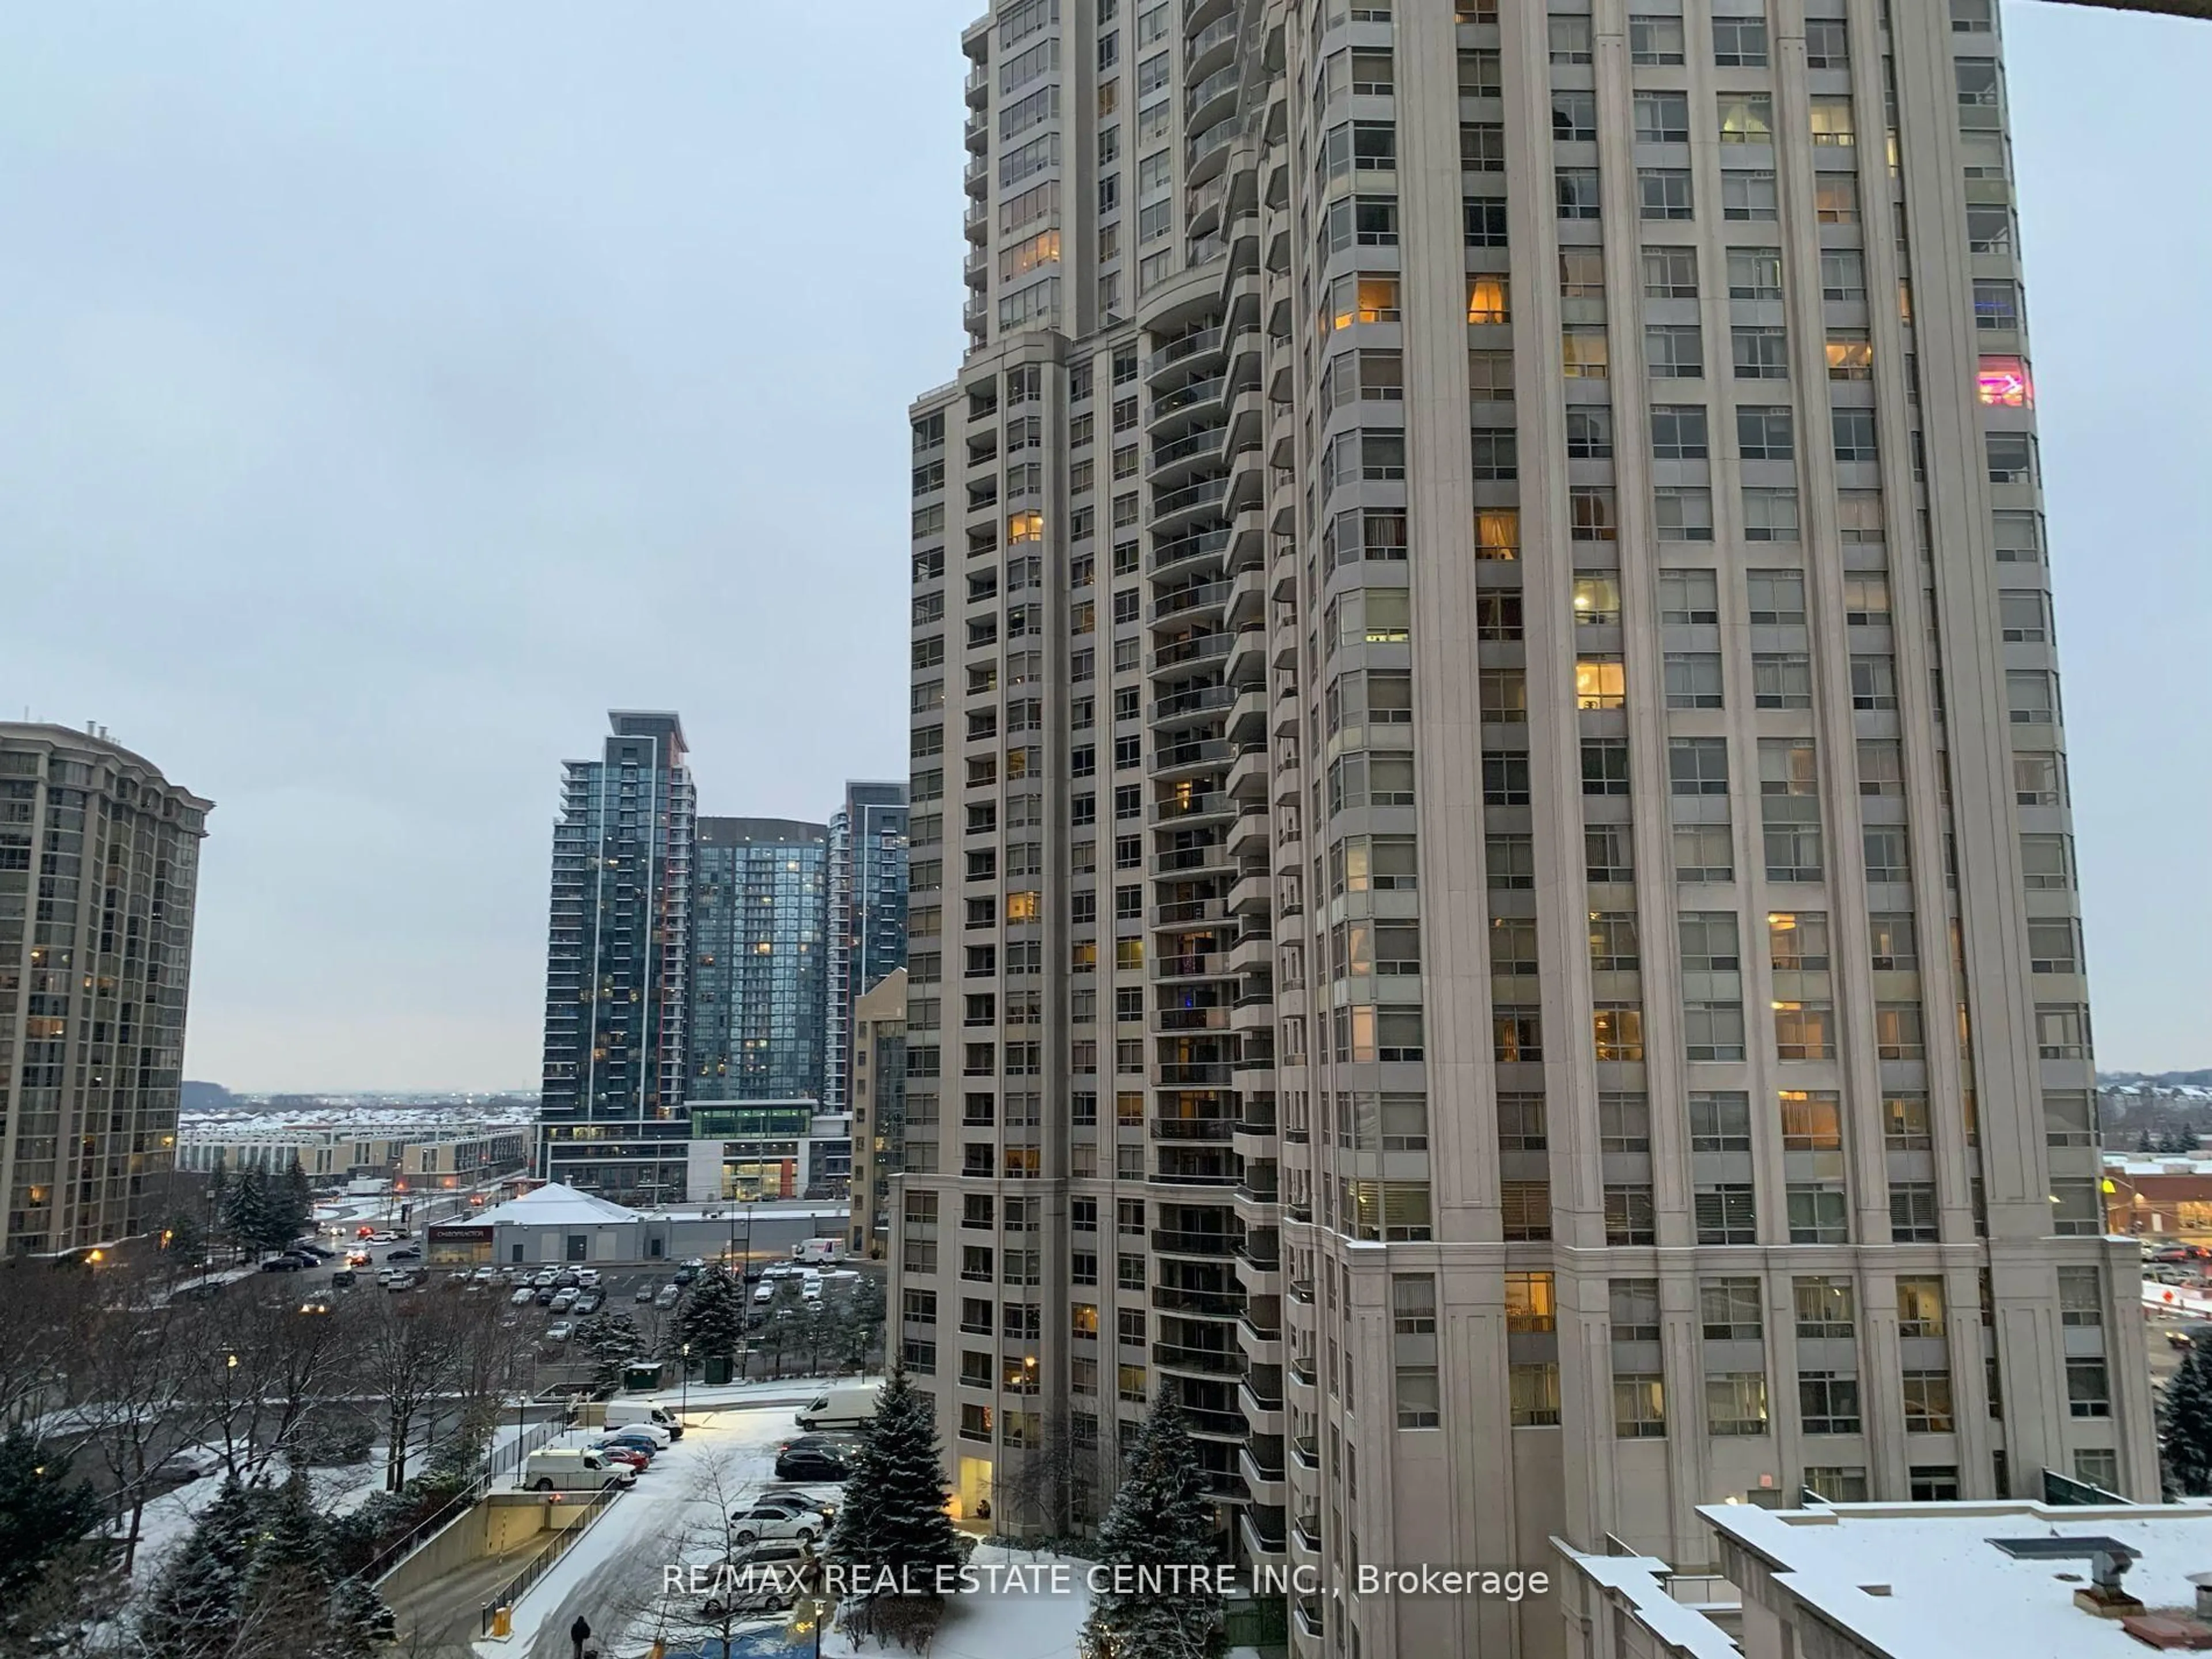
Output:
1467 274 1510 324
1977 355 2032 407
1576 658 1626 710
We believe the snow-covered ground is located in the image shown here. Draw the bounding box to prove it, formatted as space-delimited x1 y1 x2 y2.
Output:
475 1400 813 1659
815 1544 1093 1659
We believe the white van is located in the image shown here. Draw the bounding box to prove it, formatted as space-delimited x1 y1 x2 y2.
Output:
523 1448 635 1493
796 1385 880 1432
793 1237 846 1265
603 1399 684 1440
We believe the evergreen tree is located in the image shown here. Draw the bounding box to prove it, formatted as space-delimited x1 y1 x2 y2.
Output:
164 1209 207 1272
224 1166 291 1255
2162 1339 2212 1499
1080 1395 1223 1659
283 1156 316 1241
672 1266 747 1361
2139 1130 2157 1154
0 1427 104 1609
205 1153 232 1259
826 1365 962 1607
139 1477 262 1657
577 1310 648 1391
241 1470 331 1635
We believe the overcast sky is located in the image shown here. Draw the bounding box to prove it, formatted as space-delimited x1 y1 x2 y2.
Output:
2 3 2206 1090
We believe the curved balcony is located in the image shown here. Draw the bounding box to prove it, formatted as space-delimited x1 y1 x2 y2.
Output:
1150 421 1229 484
1146 324 1226 384
1149 578 1230 626
1149 1112 1237 1139
1150 474 1231 535
1152 838 1235 879
1222 623 1268 688
1152 897 1229 931
1152 735 1238 783
1188 116 1237 185
1154 1283 1244 1319
1148 525 1230 579
964 199 989 243
963 248 989 291
1185 0 1236 40
1187 12 1238 80
965 65 990 108
1154 1341 1244 1380
1240 1505 1287 1566
1147 787 1234 828
1150 630 1232 674
1240 1444 1286 1508
1148 372 1230 438
1158 950 1233 985
1226 804 1271 860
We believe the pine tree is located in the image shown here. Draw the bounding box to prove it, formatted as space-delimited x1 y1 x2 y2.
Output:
139 1477 262 1657
240 1469 331 1638
2162 1339 2212 1498
578 1310 647 1390
1080 1395 1223 1659
164 1209 207 1272
2139 1130 2157 1153
826 1364 963 1607
283 1156 316 1241
225 1166 290 1255
672 1266 747 1360
0 1426 104 1608
206 1152 232 1259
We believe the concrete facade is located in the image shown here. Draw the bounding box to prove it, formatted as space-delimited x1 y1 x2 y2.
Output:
892 2 2150 1654
0 724 211 1256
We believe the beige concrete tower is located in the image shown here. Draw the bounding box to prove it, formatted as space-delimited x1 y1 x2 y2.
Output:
895 2 2149 1654
0 724 211 1256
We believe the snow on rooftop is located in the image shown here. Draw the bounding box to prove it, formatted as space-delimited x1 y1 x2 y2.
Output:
465 1183 639 1228
1701 1500 2212 1658
1554 1547 1740 1659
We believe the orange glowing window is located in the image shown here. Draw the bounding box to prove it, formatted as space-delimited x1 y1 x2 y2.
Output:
1468 274 1510 324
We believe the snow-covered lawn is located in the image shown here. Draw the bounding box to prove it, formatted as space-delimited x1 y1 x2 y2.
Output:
817 1546 1093 1659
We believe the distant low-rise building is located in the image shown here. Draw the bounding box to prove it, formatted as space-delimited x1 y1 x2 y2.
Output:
2101 1152 2212 1237
176 1116 530 1188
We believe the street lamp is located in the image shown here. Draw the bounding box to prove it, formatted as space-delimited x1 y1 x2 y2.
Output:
680 1343 691 1422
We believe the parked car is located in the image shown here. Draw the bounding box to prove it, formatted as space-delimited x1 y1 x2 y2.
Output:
534 1287 559 1306
775 1444 853 1483
592 1434 658 1464
671 1266 699 1286
532 1269 559 1287
2168 1323 2212 1350
702 1541 817 1617
654 1286 681 1310
344 1249 372 1267
260 1256 306 1273
473 1267 497 1282
387 1246 422 1262
572 1290 604 1316
543 1320 574 1343
549 1290 578 1313
510 1286 536 1306
554 1270 581 1289
727 1501 825 1547
634 1283 657 1304
329 1269 357 1289
575 1268 601 1287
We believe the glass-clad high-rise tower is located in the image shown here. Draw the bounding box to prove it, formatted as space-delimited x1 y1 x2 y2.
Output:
688 817 830 1103
539 710 695 1200
827 780 911 1112
892 3 2152 1654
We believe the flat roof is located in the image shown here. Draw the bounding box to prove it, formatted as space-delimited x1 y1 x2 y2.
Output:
1702 1500 2212 1658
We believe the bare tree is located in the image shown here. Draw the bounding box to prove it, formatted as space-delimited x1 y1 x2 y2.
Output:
0 1262 78 1429
994 1404 1100 1540
200 1285 359 1482
69 1273 207 1574
612 1445 818 1659
352 1293 465 1492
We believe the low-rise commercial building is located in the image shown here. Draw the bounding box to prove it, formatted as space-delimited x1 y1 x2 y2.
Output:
425 1180 849 1267
2101 1153 2212 1237
1558 1498 2212 1659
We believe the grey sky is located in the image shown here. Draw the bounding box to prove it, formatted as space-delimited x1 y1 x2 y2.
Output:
0 3 2205 1090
